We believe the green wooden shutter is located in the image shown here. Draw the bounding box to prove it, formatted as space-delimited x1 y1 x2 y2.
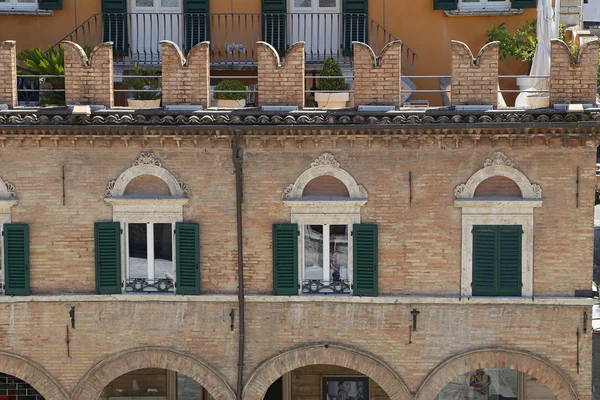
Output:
497 226 522 296
353 224 378 297
272 224 298 295
95 222 121 294
176 222 200 295
343 0 368 56
262 0 287 56
4 224 30 296
511 0 536 8
38 0 62 10
102 0 129 56
433 0 458 10
184 0 210 51
472 226 496 296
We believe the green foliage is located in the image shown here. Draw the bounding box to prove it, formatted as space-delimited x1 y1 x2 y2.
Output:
486 20 567 65
123 63 161 101
213 80 247 100
318 57 346 91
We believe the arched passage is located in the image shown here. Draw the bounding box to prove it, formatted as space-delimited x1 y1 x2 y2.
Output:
243 343 412 400
0 351 68 400
72 347 236 400
415 348 578 400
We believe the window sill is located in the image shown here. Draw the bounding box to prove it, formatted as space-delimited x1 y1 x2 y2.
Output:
0 9 53 16
444 9 524 16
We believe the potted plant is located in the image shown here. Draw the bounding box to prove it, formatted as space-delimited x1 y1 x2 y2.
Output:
315 57 348 109
213 80 248 108
124 63 161 109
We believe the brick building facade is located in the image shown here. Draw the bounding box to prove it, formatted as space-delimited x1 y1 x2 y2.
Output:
0 36 597 400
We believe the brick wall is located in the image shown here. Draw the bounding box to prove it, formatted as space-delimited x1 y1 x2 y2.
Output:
473 176 522 198
550 39 599 105
353 41 402 107
0 41 16 108
63 41 114 107
161 41 210 107
302 176 350 197
257 42 305 108
450 41 499 106
124 175 171 196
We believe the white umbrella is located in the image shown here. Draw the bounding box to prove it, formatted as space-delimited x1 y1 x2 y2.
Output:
530 0 558 91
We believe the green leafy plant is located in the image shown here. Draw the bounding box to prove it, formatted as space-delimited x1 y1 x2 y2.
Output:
318 57 346 91
213 80 247 101
123 63 161 101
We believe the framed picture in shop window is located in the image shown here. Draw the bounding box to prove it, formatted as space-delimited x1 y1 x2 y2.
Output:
322 376 369 400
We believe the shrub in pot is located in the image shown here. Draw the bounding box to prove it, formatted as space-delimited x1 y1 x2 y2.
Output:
124 63 161 109
213 80 248 108
315 57 348 109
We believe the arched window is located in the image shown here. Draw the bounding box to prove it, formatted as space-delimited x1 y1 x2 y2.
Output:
454 152 542 298
275 153 376 297
99 153 199 295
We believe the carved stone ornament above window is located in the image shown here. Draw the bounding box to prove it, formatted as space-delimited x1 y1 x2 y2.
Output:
454 151 542 200
105 152 189 198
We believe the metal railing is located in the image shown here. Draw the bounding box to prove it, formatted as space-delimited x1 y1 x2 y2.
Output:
54 12 416 72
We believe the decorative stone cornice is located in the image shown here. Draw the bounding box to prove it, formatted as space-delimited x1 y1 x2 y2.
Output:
483 151 515 168
132 152 162 167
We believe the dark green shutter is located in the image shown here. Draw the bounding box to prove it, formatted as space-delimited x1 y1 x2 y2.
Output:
273 224 298 295
38 0 62 10
262 0 287 56
184 0 210 51
94 222 121 294
433 0 458 10
102 0 129 56
353 224 378 297
4 224 30 296
472 225 522 296
511 0 536 8
176 222 200 295
343 0 368 56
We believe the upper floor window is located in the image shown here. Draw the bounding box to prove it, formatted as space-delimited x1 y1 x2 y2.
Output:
274 153 377 297
0 0 37 11
0 179 22 295
458 0 510 10
99 152 199 295
454 152 542 298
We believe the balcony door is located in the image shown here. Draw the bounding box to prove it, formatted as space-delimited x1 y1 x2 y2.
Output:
129 0 183 63
288 0 341 60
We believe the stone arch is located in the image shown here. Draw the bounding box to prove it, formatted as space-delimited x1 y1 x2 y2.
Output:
243 343 412 400
0 350 69 400
105 153 188 198
72 346 236 400
415 347 577 400
454 151 542 200
282 153 368 200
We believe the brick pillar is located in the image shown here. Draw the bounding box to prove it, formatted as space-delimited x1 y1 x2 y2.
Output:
0 41 17 108
257 42 305 108
353 41 402 108
63 41 114 107
451 41 499 106
550 39 599 105
161 40 210 107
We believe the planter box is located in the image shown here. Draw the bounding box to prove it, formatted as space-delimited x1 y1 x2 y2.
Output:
215 99 246 108
127 99 161 109
315 92 349 109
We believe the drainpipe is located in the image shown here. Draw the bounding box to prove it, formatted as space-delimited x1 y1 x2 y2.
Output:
233 136 245 400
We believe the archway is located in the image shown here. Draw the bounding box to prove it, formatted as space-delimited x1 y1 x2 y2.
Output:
0 351 68 400
243 343 411 400
415 348 577 400
72 347 236 400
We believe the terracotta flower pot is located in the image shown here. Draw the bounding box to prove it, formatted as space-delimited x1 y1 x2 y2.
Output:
214 99 246 108
127 99 161 109
315 92 349 109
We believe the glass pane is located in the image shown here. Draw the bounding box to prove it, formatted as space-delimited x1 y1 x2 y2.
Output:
154 223 173 280
100 368 168 398
161 0 179 7
319 0 335 6
304 225 323 280
129 223 148 279
330 225 348 281
436 369 525 400
17 0 36 3
294 0 311 7
136 0 154 7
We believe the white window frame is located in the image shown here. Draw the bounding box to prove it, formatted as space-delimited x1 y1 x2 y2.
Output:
0 0 38 11
454 152 543 298
458 0 511 10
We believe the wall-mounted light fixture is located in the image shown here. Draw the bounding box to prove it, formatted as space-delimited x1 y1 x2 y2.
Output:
411 308 420 332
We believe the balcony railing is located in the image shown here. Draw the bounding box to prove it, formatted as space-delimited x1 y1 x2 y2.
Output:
55 12 416 73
